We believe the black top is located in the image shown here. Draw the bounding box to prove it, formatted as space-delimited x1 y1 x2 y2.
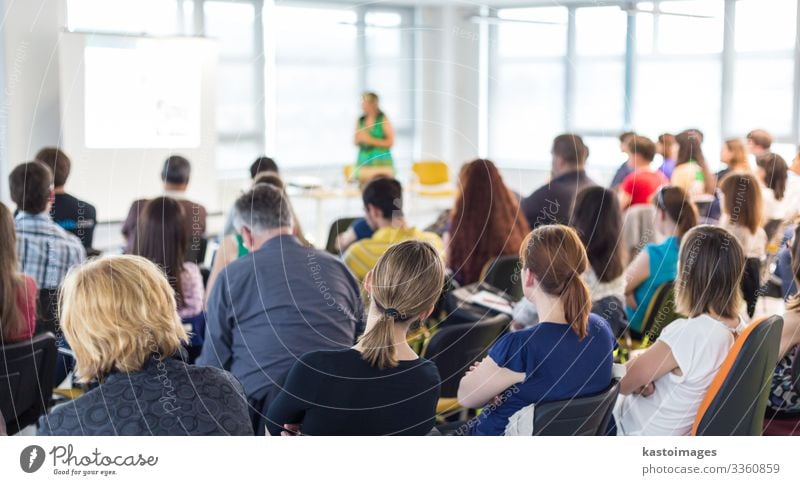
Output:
266 349 441 436
52 192 97 249
520 170 595 229
38 357 253 436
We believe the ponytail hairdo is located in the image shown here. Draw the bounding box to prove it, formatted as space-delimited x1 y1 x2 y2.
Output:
359 240 445 369
654 185 699 239
519 225 591 339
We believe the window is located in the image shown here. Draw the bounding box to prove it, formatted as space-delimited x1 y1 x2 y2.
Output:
67 0 180 35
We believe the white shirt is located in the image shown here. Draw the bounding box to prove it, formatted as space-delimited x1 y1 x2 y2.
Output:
761 186 787 221
615 314 744 436
784 171 800 220
718 217 767 259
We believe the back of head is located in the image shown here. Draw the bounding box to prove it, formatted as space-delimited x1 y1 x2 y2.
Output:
747 129 773 151
360 240 445 369
253 171 284 189
519 225 591 338
161 155 191 186
653 186 699 239
552 134 588 166
9 161 52 214
132 197 187 305
362 177 403 219
60 255 188 382
675 130 714 193
658 133 676 158
756 152 788 201
449 159 529 284
571 186 626 282
628 135 656 163
250 156 279 179
0 202 25 340
676 225 744 319
35 147 71 188
619 131 636 144
719 173 763 234
234 183 293 234
724 138 748 169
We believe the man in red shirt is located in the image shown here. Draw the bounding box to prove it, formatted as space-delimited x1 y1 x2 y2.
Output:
618 135 667 209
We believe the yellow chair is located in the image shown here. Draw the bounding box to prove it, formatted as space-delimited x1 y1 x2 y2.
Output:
410 160 456 198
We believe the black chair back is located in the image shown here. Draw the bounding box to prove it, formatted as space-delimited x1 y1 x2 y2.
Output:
481 256 523 300
532 379 620 436
36 289 60 335
422 314 510 397
0 332 57 435
325 217 359 255
741 258 761 318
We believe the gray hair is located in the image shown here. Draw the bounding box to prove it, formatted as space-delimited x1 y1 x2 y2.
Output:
233 183 293 234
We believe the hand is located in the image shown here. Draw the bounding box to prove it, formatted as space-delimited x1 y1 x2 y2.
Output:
626 293 637 309
281 423 302 436
466 361 481 374
355 130 370 144
634 382 655 397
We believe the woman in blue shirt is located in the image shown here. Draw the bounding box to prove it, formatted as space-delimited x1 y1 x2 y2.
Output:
624 186 699 336
458 225 616 436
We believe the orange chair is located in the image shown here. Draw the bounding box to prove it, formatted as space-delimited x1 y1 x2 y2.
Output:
691 315 783 436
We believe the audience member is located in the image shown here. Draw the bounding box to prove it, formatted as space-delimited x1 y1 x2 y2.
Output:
747 128 773 158
618 135 667 209
198 184 363 433
671 130 715 199
615 225 746 436
625 186 698 336
222 156 280 236
520 134 595 228
266 240 443 436
38 255 253 436
656 133 678 179
459 225 615 436
610 131 637 188
121 155 207 262
784 147 800 219
9 161 86 291
445 159 529 285
756 153 789 222
132 197 203 319
716 138 749 182
343 177 442 281
35 147 97 249
0 203 36 342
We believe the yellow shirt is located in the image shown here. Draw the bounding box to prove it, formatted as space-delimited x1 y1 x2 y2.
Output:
343 226 444 281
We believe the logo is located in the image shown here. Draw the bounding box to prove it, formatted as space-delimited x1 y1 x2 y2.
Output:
20 445 45 473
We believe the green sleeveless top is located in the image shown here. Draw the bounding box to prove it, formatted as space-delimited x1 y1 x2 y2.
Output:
234 233 249 257
356 113 393 176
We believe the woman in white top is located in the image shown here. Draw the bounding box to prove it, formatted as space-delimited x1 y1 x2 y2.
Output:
614 225 747 436
755 153 789 222
718 172 768 259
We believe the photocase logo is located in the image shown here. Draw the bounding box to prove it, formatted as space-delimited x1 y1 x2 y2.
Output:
20 445 45 473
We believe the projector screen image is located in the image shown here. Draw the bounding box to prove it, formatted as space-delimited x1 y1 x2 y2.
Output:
84 39 202 148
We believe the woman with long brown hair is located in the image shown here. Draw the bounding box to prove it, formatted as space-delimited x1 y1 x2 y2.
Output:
458 225 616 435
266 240 443 435
0 202 37 342
671 130 715 198
446 159 529 285
717 138 749 181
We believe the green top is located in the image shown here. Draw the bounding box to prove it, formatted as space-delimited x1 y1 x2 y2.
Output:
235 233 249 257
356 113 393 176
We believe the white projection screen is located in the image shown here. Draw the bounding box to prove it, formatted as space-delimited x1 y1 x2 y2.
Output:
58 33 218 223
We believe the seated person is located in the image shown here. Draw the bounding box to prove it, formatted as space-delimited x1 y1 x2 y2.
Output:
222 156 280 236
198 184 363 433
334 218 374 253
35 147 97 249
618 135 667 209
266 240 443 436
615 225 747 436
625 186 698 336
122 155 207 262
520 134 595 228
458 225 616 436
343 177 443 281
610 131 636 188
756 153 789 222
0 202 36 342
9 161 86 292
38 255 253 436
131 197 203 319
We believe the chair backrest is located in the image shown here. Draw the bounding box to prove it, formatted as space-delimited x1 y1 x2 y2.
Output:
412 161 449 186
622 204 657 259
640 281 682 345
0 332 57 435
692 315 783 436
422 314 510 397
36 289 60 335
325 217 359 255
481 255 523 300
532 379 620 436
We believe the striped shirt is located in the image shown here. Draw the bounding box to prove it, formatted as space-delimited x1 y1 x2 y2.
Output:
342 226 444 281
15 212 86 290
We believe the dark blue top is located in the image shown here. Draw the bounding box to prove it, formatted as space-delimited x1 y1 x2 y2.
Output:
520 170 595 229
197 235 363 404
470 314 615 436
351 218 374 241
610 161 633 188
38 357 253 436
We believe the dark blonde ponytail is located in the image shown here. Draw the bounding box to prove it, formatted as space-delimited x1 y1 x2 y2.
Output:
520 225 591 339
359 240 445 369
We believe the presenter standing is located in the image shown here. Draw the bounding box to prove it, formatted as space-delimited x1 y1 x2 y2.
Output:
353 92 394 182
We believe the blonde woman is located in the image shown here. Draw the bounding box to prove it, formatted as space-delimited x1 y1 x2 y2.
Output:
266 240 443 436
38 255 253 436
